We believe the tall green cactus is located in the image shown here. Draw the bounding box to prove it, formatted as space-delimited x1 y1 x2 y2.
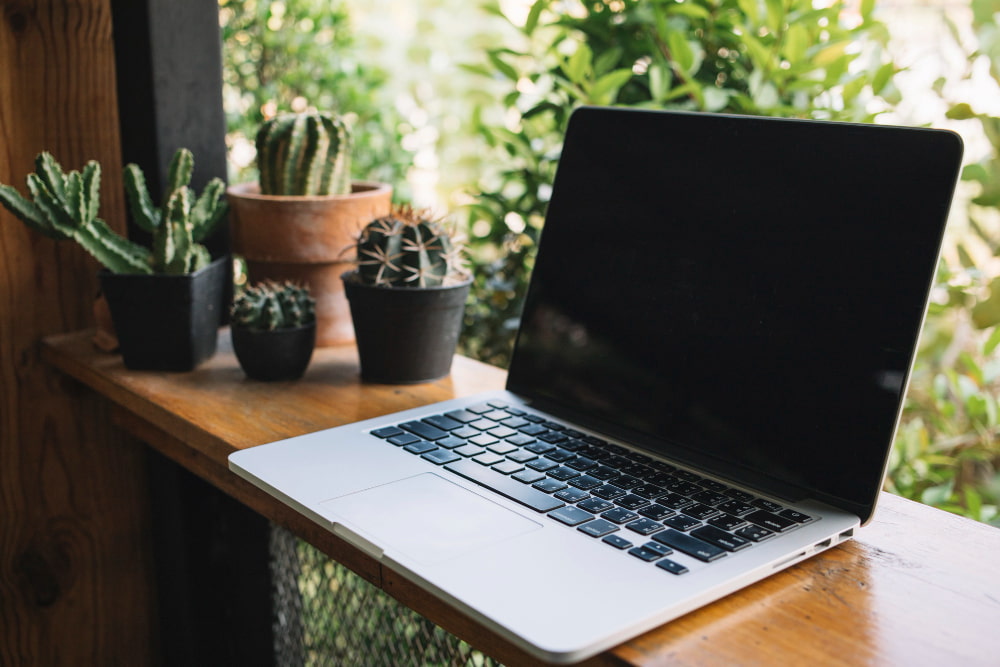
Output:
231 281 316 331
355 206 468 288
123 148 228 274
256 111 352 196
0 152 154 273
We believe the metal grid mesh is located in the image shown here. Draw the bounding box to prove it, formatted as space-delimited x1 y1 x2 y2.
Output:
270 525 502 666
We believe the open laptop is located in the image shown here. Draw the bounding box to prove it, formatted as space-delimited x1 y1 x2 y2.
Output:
230 107 963 663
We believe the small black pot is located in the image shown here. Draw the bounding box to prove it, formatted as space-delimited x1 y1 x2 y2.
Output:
231 323 316 381
99 256 229 371
343 273 471 384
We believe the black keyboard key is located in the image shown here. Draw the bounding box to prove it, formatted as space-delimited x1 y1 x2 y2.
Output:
549 506 594 526
717 499 756 516
633 484 667 500
683 503 721 521
512 469 547 484
533 478 568 493
436 435 467 449
387 433 421 446
629 545 663 562
656 558 689 575
507 449 537 463
371 426 405 438
589 465 620 481
736 524 775 542
746 509 797 533
666 481 702 496
519 423 549 436
525 441 555 455
569 474 602 490
501 417 530 429
616 494 650 511
487 442 518 455
422 449 461 465
753 498 785 513
548 466 581 481
664 514 701 531
672 469 703 482
657 492 695 510
708 514 747 531
602 534 633 550
639 504 675 521
691 525 752 552
539 431 569 444
452 426 481 439
653 529 727 562
424 415 464 431
699 479 730 492
725 488 756 502
592 484 626 501
578 498 614 514
445 459 564 513
547 448 575 462
779 509 815 524
566 456 598 471
473 452 505 466
507 433 538 446
690 490 729 506
400 420 449 441
488 426 518 439
579 519 620 538
614 475 643 490
555 487 590 503
526 458 559 472
493 460 524 475
403 441 437 455
602 507 639 524
444 409 479 423
455 444 485 457
626 518 664 536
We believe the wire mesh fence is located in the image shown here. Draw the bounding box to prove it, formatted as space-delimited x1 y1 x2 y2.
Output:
270 525 502 666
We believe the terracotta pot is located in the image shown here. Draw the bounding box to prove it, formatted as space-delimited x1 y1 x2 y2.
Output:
227 181 392 346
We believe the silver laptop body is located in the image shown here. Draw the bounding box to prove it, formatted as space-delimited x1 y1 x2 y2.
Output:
230 107 963 663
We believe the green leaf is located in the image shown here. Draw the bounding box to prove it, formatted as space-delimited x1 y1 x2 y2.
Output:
487 50 519 82
590 68 633 103
783 24 809 63
972 277 1000 328
984 326 1000 355
666 31 695 75
524 0 549 35
649 62 672 100
564 42 593 84
946 103 977 120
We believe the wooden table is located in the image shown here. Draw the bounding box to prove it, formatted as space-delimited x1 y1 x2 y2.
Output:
42 329 1000 666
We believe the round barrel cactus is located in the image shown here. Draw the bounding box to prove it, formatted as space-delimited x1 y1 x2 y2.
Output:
232 281 316 331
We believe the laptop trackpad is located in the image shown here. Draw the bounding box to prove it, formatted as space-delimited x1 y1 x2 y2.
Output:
318 472 543 565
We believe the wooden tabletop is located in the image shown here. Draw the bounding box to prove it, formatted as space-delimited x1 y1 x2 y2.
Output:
42 329 1000 666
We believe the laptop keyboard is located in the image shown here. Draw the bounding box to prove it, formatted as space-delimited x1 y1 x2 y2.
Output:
369 399 815 575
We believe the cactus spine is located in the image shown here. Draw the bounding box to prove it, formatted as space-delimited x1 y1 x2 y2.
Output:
231 281 316 332
124 148 228 274
355 206 467 288
256 112 352 196
0 149 226 275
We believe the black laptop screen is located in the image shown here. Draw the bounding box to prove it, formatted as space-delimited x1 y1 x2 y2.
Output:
506 107 963 522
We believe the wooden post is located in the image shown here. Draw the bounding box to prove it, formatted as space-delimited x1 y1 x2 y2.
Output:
0 0 157 663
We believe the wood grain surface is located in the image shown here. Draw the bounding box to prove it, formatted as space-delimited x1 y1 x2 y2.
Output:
42 329 1000 666
0 1 158 664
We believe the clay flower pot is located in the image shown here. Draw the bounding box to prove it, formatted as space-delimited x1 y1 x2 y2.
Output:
227 181 392 346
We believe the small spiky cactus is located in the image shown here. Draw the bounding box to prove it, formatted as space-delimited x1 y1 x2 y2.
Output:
256 111 352 196
354 205 468 288
231 281 316 332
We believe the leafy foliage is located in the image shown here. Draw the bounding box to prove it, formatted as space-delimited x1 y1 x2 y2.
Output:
886 0 1000 526
219 0 411 191
460 0 899 366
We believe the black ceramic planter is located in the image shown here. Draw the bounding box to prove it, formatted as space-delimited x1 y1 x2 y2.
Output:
342 273 472 384
231 323 316 381
99 256 229 371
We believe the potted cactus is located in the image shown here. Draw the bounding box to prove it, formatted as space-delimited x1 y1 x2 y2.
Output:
226 110 392 347
341 205 471 384
230 281 316 381
0 149 229 371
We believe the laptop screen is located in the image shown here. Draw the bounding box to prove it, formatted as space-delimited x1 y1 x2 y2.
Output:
506 107 963 522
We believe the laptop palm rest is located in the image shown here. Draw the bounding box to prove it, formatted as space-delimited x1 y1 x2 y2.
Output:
317 473 542 565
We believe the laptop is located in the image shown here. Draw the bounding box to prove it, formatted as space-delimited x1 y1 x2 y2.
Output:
230 107 963 663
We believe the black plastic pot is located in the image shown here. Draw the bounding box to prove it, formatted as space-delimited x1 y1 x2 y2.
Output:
99 256 229 371
342 273 472 384
231 323 316 381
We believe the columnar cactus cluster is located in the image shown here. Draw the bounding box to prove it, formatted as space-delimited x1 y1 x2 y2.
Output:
0 149 226 275
231 281 316 332
124 148 228 274
355 205 468 288
256 111 352 196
